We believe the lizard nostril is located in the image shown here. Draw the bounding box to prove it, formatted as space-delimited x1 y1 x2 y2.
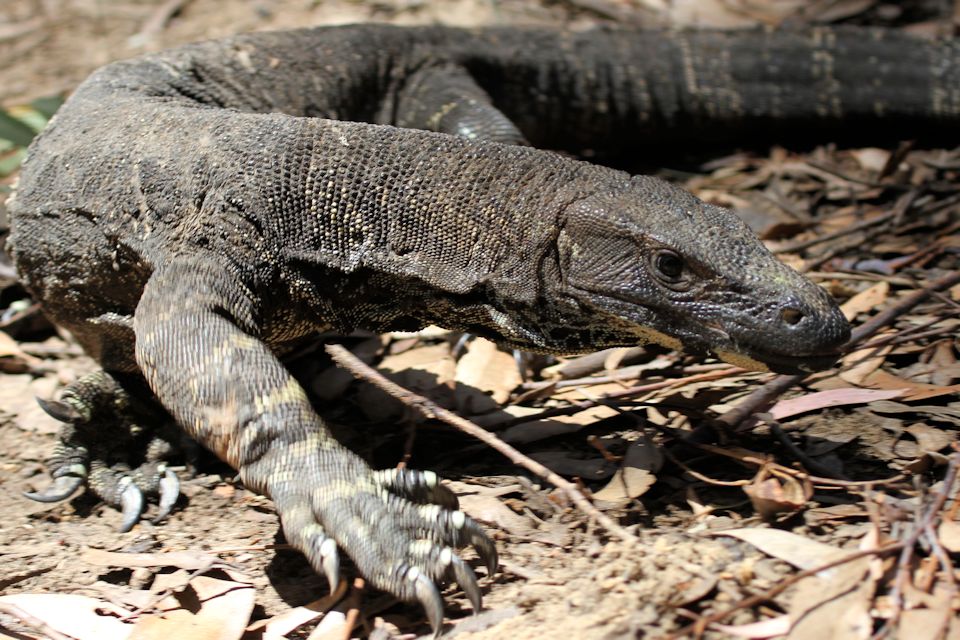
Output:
781 307 804 326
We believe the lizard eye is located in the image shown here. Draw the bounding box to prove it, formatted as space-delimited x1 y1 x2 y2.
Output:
653 250 684 281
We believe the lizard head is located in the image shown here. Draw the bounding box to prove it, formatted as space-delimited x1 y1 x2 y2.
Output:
546 175 851 375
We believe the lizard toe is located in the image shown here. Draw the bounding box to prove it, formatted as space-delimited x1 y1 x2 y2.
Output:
118 480 145 533
372 468 459 509
410 568 444 637
280 507 342 590
23 470 85 503
404 503 498 575
153 466 180 524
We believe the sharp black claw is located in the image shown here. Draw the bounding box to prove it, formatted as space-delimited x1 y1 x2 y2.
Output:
450 555 482 613
153 467 179 523
118 482 144 533
476 536 498 576
36 396 82 422
413 570 444 638
23 473 84 503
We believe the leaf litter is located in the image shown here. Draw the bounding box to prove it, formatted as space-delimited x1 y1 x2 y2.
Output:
1 1 959 639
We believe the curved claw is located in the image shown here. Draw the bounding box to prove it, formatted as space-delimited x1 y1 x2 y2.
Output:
475 533 499 576
36 396 82 423
448 511 498 575
448 553 482 613
319 537 340 591
412 569 444 638
23 473 84 503
118 481 144 533
153 467 179 524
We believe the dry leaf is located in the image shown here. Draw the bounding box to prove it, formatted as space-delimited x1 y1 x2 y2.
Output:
82 548 219 571
358 342 455 421
0 329 44 372
938 519 960 553
713 615 793 638
896 608 952 640
457 492 536 536
717 528 847 572
0 593 133 640
839 341 893 385
850 148 890 173
130 574 255 640
455 337 522 404
246 589 346 640
769 388 906 420
743 473 812 520
787 558 874 640
904 423 954 453
840 281 889 321
592 436 663 502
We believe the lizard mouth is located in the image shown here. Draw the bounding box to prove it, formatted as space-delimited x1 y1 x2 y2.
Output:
714 344 842 375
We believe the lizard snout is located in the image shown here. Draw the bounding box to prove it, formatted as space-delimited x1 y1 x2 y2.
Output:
773 294 851 357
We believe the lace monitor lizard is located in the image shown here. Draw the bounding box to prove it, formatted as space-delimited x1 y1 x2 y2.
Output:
13 22 955 634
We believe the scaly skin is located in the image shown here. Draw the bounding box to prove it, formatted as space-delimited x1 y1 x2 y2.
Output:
13 23 953 632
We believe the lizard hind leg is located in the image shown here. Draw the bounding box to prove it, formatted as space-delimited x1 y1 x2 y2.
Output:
25 370 182 531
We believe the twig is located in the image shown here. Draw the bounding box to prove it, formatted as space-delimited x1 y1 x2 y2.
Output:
0 602 74 640
490 367 745 430
128 0 193 47
886 452 959 623
761 413 850 480
712 269 960 432
663 542 905 639
325 344 637 544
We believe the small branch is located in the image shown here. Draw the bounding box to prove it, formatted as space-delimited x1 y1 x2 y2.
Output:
714 269 960 431
0 602 74 640
325 344 637 544
663 542 905 639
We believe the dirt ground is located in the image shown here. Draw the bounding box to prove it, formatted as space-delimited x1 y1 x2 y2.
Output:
0 1 958 639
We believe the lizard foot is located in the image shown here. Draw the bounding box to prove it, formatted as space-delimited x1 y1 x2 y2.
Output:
270 463 497 636
25 371 183 531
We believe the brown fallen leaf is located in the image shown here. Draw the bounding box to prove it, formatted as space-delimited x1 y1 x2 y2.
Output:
454 337 522 405
457 492 536 537
712 614 792 639
769 388 906 420
716 528 847 572
592 435 663 503
130 573 255 640
896 607 952 640
82 548 220 572
787 557 874 640
0 593 133 640
0 329 45 372
938 518 960 553
839 281 889 321
246 585 347 640
904 423 955 454
743 470 812 520
839 340 893 386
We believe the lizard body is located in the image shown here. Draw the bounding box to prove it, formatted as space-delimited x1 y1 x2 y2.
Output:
11 23 948 631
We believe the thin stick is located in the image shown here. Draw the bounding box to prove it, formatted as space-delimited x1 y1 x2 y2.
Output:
715 269 960 431
325 344 637 544
663 543 905 639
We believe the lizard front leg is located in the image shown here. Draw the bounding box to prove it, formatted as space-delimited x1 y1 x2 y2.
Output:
133 257 496 632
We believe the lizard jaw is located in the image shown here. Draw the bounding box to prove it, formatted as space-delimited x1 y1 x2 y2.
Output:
714 347 841 375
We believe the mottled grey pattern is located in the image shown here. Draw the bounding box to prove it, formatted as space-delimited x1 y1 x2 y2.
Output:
11 23 951 632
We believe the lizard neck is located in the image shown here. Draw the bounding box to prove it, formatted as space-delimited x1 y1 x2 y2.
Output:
272 120 624 338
